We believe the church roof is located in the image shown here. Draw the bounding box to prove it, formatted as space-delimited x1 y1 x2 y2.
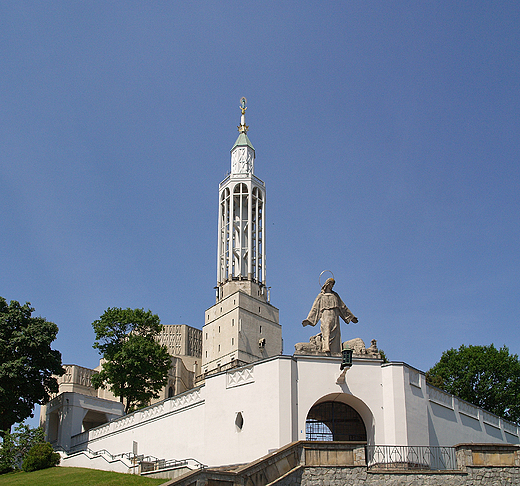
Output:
231 132 255 152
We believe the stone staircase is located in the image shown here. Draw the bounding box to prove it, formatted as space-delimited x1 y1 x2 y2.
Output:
158 441 366 486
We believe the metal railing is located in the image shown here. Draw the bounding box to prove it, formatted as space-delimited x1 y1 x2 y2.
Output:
140 457 205 473
56 444 205 473
366 445 457 471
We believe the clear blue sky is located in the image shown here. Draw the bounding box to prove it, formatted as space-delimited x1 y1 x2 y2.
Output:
2 3 519 425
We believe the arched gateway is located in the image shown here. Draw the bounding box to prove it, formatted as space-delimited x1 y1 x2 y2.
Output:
305 393 371 442
306 401 367 441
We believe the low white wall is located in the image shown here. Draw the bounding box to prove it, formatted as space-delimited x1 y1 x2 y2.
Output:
74 387 206 463
426 384 519 446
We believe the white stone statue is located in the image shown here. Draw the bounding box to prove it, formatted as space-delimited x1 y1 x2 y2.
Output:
302 278 358 354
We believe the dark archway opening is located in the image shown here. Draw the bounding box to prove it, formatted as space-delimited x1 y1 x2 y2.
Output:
306 401 367 441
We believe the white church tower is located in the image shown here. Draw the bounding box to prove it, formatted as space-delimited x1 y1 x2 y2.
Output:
201 99 282 375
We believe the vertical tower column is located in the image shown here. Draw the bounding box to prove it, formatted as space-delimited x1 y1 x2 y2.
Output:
202 98 281 377
216 98 267 298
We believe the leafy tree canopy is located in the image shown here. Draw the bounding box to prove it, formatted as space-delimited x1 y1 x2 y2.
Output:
0 298 64 434
426 344 520 423
91 307 171 414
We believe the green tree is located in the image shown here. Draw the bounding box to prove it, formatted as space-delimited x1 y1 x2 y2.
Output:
426 344 520 423
91 307 171 414
0 298 64 434
0 424 45 474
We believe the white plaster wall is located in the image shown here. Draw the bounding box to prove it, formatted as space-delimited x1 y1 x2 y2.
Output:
295 356 385 445
80 389 206 463
62 355 519 473
202 356 293 466
402 366 430 445
60 450 133 474
426 385 519 446
380 363 408 446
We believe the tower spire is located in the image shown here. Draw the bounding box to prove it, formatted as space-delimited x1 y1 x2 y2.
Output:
202 101 281 376
217 98 264 292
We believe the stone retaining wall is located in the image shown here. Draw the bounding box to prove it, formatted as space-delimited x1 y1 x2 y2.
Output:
274 466 519 486
161 442 520 486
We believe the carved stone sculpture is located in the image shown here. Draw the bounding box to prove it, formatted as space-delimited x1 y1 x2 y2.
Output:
300 278 358 354
294 333 323 354
368 339 379 356
343 338 367 355
341 338 381 359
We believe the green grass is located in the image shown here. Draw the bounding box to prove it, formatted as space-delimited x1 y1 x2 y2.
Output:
0 467 168 486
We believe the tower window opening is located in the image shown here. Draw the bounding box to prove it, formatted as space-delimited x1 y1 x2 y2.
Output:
232 338 234 345
260 325 262 333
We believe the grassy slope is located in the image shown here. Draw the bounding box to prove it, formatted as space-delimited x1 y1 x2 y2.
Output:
0 467 167 486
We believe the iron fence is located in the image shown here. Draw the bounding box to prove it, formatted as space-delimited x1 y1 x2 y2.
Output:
366 445 457 471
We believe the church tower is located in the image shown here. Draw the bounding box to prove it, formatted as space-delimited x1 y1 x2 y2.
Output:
201 99 282 375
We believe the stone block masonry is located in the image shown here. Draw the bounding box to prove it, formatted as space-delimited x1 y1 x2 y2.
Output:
276 466 517 486
273 443 520 486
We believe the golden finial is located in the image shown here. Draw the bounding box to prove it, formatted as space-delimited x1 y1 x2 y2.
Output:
238 97 249 133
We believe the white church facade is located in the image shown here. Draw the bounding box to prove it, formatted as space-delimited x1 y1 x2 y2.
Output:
41 101 519 475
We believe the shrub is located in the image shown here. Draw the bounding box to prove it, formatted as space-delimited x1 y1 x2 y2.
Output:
21 442 60 472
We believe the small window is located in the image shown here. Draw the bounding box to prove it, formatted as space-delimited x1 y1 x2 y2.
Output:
219 326 221 333
235 412 244 430
259 307 261 313
218 344 221 352
260 326 262 334
232 319 234 326
232 338 234 345
205 351 207 357
205 333 208 340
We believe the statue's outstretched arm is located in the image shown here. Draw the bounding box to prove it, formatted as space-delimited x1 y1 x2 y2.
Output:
337 294 358 324
302 294 321 327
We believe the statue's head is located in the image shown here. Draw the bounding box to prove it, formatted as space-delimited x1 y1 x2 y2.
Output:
321 278 335 292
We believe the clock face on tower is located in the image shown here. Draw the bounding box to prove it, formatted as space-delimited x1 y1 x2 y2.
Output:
232 147 253 174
